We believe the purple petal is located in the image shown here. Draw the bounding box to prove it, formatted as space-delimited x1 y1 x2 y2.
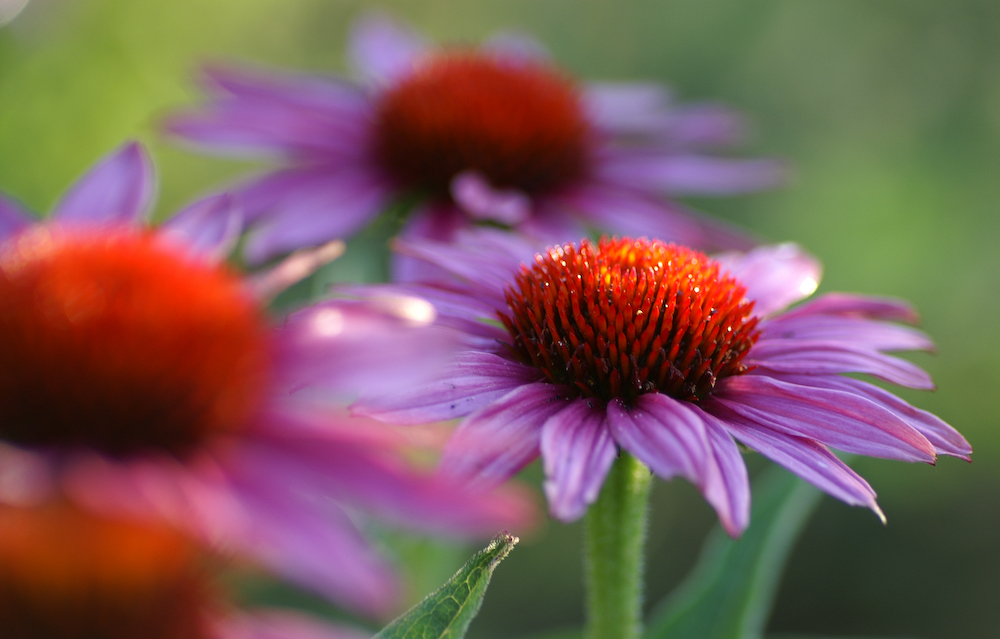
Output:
715 243 822 317
442 382 570 483
168 65 370 159
451 170 531 225
240 169 390 264
540 399 617 521
759 315 934 352
710 403 883 517
274 297 459 399
556 183 757 251
607 394 749 535
596 153 787 195
348 12 428 86
214 610 371 639
768 374 971 460
778 292 920 324
53 142 154 225
747 340 935 389
0 193 33 240
246 422 535 536
0 443 56 506
715 375 937 462
159 193 242 261
582 83 674 134
250 240 346 300
651 103 748 148
353 350 542 424
390 203 468 284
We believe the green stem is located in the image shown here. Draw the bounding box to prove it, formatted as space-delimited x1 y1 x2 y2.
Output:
584 453 653 639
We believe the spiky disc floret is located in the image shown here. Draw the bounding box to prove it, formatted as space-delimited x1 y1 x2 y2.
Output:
0 229 270 457
501 238 760 405
373 53 590 195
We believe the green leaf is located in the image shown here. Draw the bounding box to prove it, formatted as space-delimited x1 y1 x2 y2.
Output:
645 465 825 639
375 533 519 639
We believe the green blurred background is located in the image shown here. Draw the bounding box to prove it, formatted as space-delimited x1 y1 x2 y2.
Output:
1 0 998 637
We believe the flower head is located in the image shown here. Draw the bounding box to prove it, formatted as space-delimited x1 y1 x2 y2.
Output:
351 231 970 535
0 501 371 639
0 144 534 615
166 13 784 276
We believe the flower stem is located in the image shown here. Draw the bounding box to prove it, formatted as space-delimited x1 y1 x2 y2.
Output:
584 452 652 639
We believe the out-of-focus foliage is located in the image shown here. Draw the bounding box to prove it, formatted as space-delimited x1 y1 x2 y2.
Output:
1 1 997 637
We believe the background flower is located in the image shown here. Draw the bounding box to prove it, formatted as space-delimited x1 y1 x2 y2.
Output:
166 13 783 276
0 144 534 616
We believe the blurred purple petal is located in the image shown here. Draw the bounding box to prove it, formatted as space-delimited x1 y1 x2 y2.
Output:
582 83 674 134
443 383 570 483
53 142 154 225
540 399 617 521
0 193 32 240
715 375 936 462
348 12 428 85
160 193 242 261
451 171 531 225
353 351 542 424
596 153 787 195
214 610 371 639
716 243 822 316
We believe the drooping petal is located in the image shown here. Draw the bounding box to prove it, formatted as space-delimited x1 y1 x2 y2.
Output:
746 340 935 389
52 142 154 225
715 375 937 462
240 169 390 264
353 350 542 424
701 413 752 535
442 383 570 483
539 398 617 521
159 193 242 261
715 243 822 317
759 315 934 352
767 374 971 460
607 394 748 535
0 193 32 240
595 153 787 196
348 12 428 86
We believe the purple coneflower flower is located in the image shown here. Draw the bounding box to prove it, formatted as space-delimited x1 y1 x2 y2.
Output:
0 143 534 615
351 231 970 535
166 13 784 276
0 500 370 639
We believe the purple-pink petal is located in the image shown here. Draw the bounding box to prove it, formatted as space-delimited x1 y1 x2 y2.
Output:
0 193 32 240
710 403 883 517
240 169 390 264
747 340 935 389
607 394 748 535
715 243 822 317
348 12 427 86
769 374 971 460
159 193 242 261
595 153 787 196
52 142 154 225
778 292 921 324
715 375 937 463
442 383 570 484
540 399 618 521
759 315 934 352
582 83 673 134
701 413 752 535
650 103 748 147
451 171 531 225
352 351 542 424
214 609 371 639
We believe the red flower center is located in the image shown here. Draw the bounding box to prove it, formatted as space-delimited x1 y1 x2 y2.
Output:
501 238 760 405
0 502 215 639
0 229 271 457
373 52 591 196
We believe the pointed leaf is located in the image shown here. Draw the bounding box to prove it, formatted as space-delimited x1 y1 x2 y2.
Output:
375 533 518 639
645 464 826 639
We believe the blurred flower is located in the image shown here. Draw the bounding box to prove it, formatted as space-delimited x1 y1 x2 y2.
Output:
351 231 970 535
0 500 369 639
0 143 535 615
166 13 784 278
